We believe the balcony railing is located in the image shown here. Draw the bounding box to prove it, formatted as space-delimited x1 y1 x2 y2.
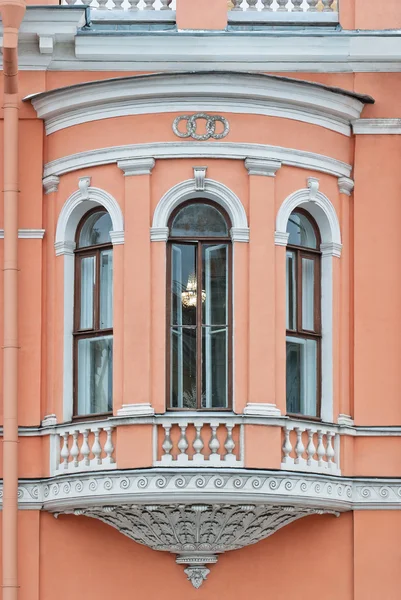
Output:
49 414 344 476
154 416 244 467
60 0 338 22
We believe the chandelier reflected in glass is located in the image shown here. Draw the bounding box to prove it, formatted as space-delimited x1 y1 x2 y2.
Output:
181 273 206 308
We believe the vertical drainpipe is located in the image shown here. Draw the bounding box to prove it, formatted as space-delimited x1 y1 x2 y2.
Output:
0 0 26 599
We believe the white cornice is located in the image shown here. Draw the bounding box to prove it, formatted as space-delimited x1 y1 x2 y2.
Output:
352 118 401 135
43 142 352 180
12 469 401 512
28 72 369 137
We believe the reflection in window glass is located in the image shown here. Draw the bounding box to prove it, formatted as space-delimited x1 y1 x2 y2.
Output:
287 212 317 249
171 203 228 238
77 336 113 415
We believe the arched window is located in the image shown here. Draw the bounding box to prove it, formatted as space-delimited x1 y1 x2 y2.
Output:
74 209 113 416
286 209 321 418
167 201 232 410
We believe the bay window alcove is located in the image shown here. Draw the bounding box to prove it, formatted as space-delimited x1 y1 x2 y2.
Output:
286 209 321 418
167 201 232 410
74 209 114 417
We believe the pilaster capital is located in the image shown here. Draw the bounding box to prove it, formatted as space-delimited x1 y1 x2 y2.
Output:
338 177 354 196
118 158 156 176
43 175 60 195
245 158 281 177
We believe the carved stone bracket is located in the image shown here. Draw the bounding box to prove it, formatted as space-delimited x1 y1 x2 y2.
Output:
61 503 338 588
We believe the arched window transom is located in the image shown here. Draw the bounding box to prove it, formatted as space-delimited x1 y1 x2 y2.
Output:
74 208 114 416
286 209 321 418
167 201 232 410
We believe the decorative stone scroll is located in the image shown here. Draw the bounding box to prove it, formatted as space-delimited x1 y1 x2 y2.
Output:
173 113 230 141
67 503 338 588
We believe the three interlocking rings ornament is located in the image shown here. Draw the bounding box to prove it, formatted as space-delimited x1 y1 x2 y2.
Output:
173 113 230 141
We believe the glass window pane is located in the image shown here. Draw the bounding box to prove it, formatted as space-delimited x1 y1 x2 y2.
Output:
170 327 197 409
287 212 317 249
100 250 113 329
171 244 197 326
79 211 112 248
302 258 315 331
286 251 296 330
286 337 317 417
77 336 113 415
202 244 228 326
80 256 95 330
171 204 228 238
202 326 228 409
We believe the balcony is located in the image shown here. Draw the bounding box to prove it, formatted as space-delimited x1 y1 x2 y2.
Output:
60 0 339 27
50 414 341 476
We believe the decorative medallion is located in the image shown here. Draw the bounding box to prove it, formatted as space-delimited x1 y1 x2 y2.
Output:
173 113 230 141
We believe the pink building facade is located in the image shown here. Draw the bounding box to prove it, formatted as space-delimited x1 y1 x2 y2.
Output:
0 0 401 597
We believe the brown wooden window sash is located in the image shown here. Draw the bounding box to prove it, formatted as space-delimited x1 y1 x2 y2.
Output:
73 209 113 418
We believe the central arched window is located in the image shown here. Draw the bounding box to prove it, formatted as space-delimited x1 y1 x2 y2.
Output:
286 209 321 418
74 209 113 417
167 201 232 410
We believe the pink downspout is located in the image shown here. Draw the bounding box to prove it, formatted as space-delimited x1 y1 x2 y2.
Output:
0 1 26 599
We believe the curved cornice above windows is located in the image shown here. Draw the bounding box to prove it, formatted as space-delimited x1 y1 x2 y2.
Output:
27 71 373 137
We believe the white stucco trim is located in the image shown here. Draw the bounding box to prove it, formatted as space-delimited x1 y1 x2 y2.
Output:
0 229 45 239
43 142 352 181
275 178 341 423
151 178 249 243
28 72 368 137
352 118 401 135
56 181 124 422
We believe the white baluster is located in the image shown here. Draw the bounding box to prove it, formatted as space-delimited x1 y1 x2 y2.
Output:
316 430 325 468
326 432 335 469
321 0 334 10
193 423 204 464
224 424 236 465
97 0 109 8
60 432 70 470
231 0 243 10
128 0 140 9
143 0 155 9
113 0 124 9
162 425 173 455
209 424 221 465
92 428 102 465
247 0 258 10
261 0 273 10
306 0 318 11
70 430 80 468
177 424 189 464
159 0 171 8
81 429 90 467
104 427 115 464
306 429 316 466
282 427 292 464
276 0 288 11
294 428 305 464
292 0 303 11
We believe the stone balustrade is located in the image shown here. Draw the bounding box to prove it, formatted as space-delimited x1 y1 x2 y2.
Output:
230 0 337 12
281 423 341 475
154 416 244 467
51 424 116 475
61 0 176 11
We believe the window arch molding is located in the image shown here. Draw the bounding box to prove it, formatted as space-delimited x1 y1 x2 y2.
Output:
275 179 342 423
54 181 124 422
55 184 124 255
275 179 342 256
151 178 249 243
